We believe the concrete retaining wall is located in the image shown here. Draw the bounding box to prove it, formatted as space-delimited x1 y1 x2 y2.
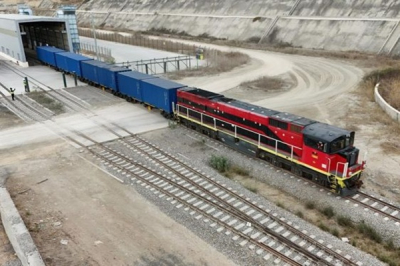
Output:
263 18 398 52
72 0 400 54
375 83 400 123
8 0 400 54
79 0 296 16
0 187 45 266
76 11 400 53
77 12 273 42
292 0 400 18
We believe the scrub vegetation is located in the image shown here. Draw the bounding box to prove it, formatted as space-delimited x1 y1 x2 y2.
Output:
166 50 250 80
207 153 400 266
354 68 400 154
239 76 291 93
28 91 64 114
363 68 400 111
208 155 249 178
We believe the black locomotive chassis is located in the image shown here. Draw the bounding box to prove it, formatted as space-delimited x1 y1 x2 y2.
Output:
177 114 360 196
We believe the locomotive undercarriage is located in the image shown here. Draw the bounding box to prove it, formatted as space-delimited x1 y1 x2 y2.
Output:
178 115 359 196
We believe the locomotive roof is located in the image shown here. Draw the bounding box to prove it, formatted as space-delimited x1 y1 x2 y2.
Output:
217 98 279 116
303 123 352 142
272 112 316 126
180 89 324 128
182 87 223 100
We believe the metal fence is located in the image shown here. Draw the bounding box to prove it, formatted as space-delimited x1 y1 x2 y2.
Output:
79 42 113 62
114 55 197 74
78 28 198 55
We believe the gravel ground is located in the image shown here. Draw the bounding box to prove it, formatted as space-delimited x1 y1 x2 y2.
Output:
85 125 387 266
64 86 122 107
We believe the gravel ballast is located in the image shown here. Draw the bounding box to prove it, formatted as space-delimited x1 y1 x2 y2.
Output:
81 124 395 266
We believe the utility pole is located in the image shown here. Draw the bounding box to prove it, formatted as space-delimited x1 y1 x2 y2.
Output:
91 12 99 60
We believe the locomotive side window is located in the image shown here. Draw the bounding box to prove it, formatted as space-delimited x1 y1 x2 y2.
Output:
269 118 288 130
330 137 346 153
290 124 302 133
304 137 317 149
304 137 326 152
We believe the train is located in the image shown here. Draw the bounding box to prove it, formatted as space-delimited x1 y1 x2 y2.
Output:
36 46 366 196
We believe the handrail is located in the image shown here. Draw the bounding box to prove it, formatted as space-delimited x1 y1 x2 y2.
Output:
178 104 303 157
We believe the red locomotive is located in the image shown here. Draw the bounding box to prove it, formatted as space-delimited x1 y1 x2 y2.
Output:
176 87 365 196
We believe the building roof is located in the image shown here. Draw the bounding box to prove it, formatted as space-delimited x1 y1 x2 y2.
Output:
0 14 66 23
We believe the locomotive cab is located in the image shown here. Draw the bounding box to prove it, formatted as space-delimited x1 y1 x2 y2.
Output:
303 123 364 196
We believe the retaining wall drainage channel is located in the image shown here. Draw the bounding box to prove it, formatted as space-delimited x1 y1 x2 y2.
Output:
375 83 400 124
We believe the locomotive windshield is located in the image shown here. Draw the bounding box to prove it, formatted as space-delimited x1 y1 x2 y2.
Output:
329 133 354 153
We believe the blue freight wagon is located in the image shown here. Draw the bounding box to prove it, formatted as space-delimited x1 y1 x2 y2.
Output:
141 78 186 116
97 65 131 92
36 46 65 67
117 71 157 102
54 52 68 72
55 52 92 77
81 60 109 85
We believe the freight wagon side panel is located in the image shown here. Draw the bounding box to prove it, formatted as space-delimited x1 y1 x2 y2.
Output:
65 54 92 77
116 71 155 100
81 60 108 85
141 78 186 114
97 65 112 88
55 52 69 72
36 46 65 67
104 67 131 91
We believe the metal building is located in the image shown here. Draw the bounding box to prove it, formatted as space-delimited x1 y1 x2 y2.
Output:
17 4 33 16
0 14 72 67
56 5 80 53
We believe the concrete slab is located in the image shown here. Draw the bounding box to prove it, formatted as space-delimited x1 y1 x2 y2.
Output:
80 36 185 61
80 36 203 73
0 101 168 150
0 60 86 95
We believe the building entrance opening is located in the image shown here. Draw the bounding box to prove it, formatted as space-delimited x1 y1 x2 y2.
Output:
20 21 70 65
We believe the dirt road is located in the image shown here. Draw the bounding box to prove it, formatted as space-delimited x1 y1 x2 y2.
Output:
2 139 237 266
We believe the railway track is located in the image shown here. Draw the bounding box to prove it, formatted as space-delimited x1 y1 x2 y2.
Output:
349 192 400 224
182 127 400 227
84 134 361 266
0 82 52 122
0 61 90 113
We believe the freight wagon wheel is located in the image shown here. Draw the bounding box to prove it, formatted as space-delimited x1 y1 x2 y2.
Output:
291 166 302 176
256 149 266 159
271 157 281 167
